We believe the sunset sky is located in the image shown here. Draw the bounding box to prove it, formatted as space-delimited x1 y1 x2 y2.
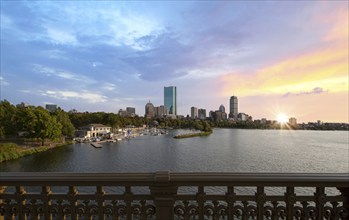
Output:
1 1 348 123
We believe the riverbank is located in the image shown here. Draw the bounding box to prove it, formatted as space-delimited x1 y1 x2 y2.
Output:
0 142 70 162
173 131 212 139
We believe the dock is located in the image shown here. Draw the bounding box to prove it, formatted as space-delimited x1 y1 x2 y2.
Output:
91 143 102 148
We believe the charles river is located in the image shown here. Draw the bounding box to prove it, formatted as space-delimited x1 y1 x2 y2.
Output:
1 129 348 173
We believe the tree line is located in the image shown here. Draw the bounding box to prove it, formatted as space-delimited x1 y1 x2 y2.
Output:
0 100 213 144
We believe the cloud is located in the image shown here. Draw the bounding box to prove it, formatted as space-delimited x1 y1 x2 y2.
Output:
32 64 96 83
101 83 117 91
220 42 348 97
0 76 10 86
41 90 108 103
283 87 328 97
45 28 78 45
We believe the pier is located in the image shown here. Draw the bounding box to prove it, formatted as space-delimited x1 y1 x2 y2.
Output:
91 143 102 148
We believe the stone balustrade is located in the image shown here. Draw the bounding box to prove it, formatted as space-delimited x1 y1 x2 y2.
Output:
1 172 348 219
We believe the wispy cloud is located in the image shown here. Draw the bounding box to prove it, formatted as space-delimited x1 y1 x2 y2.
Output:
32 64 96 83
42 90 108 103
101 83 117 91
0 76 10 86
283 87 328 97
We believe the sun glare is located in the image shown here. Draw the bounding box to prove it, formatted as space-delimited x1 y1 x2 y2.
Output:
277 113 288 124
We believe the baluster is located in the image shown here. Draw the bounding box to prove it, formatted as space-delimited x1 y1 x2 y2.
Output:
56 200 64 220
29 199 39 220
68 186 77 220
3 199 13 220
196 186 206 220
139 200 147 220
15 186 26 220
315 187 325 219
124 186 133 220
82 200 92 220
271 201 278 220
242 201 249 220
0 187 10 220
41 186 52 220
256 186 266 219
285 187 296 220
336 187 349 219
226 186 236 220
150 171 178 220
183 200 190 220
96 186 105 220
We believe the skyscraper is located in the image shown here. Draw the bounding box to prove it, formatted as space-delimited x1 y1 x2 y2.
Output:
191 107 198 119
145 101 155 119
219 104 225 113
164 86 177 115
229 96 238 118
198 108 206 120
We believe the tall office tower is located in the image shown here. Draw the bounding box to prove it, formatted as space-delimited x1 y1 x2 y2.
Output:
229 96 238 118
145 101 155 119
191 107 198 119
164 86 177 115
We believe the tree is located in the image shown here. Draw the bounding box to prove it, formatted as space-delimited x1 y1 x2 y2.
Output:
53 108 75 137
33 107 62 146
0 100 17 135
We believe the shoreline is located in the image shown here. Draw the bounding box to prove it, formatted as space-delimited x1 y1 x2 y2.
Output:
0 142 70 163
173 131 212 139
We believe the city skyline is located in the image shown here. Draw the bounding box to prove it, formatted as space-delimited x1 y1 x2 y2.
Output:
1 1 348 123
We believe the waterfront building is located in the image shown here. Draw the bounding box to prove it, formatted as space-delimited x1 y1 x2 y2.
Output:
212 110 226 121
289 117 297 127
155 105 168 118
209 111 214 119
238 113 248 121
191 107 198 119
229 96 238 118
145 101 155 119
45 104 57 112
261 118 267 124
16 102 29 108
76 124 111 138
164 86 177 115
126 107 136 114
198 108 206 120
118 109 127 117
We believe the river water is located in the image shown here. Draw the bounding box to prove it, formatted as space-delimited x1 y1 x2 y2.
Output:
1 129 348 173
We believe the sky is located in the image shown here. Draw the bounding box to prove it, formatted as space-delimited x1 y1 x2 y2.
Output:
1 1 348 123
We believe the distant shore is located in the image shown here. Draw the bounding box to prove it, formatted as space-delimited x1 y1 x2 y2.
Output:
173 131 212 139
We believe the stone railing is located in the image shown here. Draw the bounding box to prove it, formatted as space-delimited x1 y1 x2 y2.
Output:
0 172 348 219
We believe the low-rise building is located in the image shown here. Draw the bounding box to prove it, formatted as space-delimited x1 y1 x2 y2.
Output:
76 124 111 138
289 117 297 127
46 104 57 112
155 105 168 118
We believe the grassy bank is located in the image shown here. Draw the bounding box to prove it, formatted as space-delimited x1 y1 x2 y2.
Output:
173 131 212 139
0 142 70 162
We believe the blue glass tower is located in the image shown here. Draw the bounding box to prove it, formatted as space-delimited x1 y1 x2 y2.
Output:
164 86 177 115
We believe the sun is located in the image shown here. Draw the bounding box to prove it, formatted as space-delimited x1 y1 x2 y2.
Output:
277 113 288 124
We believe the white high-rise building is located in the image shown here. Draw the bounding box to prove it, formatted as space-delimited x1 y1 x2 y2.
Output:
191 107 198 119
